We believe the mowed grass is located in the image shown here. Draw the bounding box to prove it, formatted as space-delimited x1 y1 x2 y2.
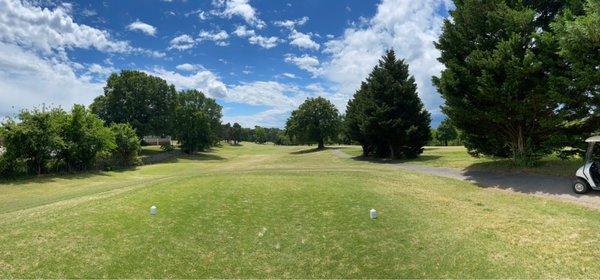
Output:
1 143 600 278
341 145 582 177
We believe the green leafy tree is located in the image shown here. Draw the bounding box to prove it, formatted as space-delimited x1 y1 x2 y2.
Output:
90 70 177 137
173 90 221 154
110 123 141 167
433 0 580 164
286 97 341 150
59 105 115 171
254 126 268 144
231 123 243 144
1 108 65 175
436 119 458 146
345 50 431 159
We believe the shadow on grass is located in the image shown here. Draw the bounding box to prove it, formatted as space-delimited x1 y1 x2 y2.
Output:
0 166 139 186
290 147 335 155
162 152 226 163
349 154 442 164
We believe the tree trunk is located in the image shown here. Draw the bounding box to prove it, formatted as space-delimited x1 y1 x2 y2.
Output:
317 139 325 150
389 143 396 159
361 144 369 157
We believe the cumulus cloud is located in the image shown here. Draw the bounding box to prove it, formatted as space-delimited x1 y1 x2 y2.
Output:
233 25 280 49
127 20 157 36
284 54 321 76
169 34 196 50
213 0 266 29
289 30 319 50
0 0 132 54
0 42 103 118
149 67 228 99
281 72 297 78
274 16 308 29
198 30 229 46
321 0 453 118
175 63 199 72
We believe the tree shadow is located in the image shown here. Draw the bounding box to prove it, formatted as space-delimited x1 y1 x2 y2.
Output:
290 147 329 155
350 154 442 164
0 167 138 186
161 152 226 163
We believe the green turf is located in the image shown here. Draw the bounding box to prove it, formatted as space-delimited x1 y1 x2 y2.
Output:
1 143 599 278
340 145 582 177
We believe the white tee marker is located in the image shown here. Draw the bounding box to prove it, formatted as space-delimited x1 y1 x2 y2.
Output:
370 208 378 219
150 205 157 216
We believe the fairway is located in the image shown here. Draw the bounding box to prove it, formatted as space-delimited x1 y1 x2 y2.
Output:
2 143 600 278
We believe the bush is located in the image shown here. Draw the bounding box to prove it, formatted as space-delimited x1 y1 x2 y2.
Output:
110 123 141 167
160 143 174 152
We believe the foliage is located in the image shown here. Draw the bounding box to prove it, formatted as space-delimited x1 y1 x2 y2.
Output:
58 105 115 172
173 90 222 154
231 123 243 144
433 0 584 165
435 118 459 146
90 70 178 137
109 123 141 167
160 143 174 152
345 50 431 159
1 107 65 175
286 97 341 149
253 126 268 144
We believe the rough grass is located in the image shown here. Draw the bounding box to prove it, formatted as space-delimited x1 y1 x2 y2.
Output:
1 143 599 278
341 145 582 177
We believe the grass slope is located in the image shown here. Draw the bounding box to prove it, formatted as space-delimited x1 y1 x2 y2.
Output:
1 143 599 278
341 146 581 177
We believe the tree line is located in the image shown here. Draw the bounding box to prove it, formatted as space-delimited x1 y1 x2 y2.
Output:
0 70 223 176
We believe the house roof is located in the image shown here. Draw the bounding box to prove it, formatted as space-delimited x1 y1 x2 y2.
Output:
586 136 600 143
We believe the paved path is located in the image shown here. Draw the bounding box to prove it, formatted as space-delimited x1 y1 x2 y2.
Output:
331 149 600 208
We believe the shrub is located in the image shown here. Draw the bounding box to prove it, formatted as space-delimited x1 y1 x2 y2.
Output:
110 123 141 167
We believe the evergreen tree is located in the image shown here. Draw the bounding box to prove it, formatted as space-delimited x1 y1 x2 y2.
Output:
433 0 581 164
345 50 431 159
232 123 243 144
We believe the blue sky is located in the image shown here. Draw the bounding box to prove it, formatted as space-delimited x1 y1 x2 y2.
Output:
0 0 453 128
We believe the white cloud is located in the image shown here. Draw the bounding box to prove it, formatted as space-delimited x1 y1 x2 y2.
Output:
321 0 453 118
87 63 117 77
274 16 308 29
127 20 157 36
0 0 132 54
284 54 321 76
0 42 103 118
149 67 228 99
198 30 229 46
175 63 198 72
233 25 280 49
281 72 296 78
289 30 319 50
213 0 266 29
168 34 196 50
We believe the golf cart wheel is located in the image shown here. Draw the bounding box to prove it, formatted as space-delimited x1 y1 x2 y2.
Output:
573 178 590 194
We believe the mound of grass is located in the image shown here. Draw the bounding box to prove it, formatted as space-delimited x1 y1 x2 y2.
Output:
1 143 599 278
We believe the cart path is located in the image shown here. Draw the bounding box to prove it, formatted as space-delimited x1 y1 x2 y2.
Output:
330 149 600 209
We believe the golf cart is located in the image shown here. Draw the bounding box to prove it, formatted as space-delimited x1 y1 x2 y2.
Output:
573 136 600 194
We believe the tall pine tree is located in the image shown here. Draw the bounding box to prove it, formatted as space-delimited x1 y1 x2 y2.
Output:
433 0 582 164
346 50 431 159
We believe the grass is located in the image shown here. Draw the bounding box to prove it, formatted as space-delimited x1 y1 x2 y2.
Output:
341 145 582 177
1 143 600 278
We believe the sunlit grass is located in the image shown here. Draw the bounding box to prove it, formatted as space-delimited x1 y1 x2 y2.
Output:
1 143 598 278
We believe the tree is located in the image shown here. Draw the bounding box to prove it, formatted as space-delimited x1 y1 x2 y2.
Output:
436 118 458 146
554 0 600 148
286 97 341 150
173 90 221 154
433 0 581 164
254 126 268 144
345 50 431 159
110 123 141 167
1 108 65 175
58 105 115 171
90 70 177 137
231 123 243 144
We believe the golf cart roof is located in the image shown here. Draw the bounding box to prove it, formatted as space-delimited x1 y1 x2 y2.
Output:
586 136 600 143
